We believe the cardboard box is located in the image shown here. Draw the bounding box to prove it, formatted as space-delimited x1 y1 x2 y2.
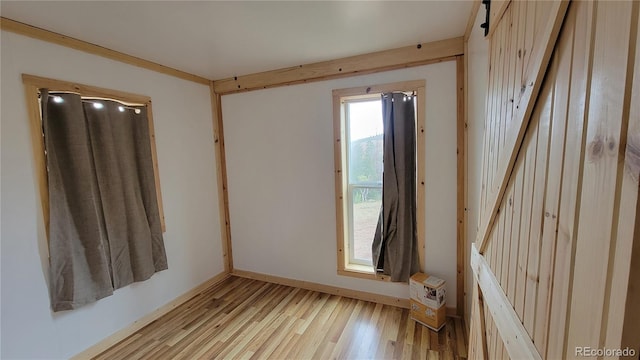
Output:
409 272 446 331
410 299 447 331
409 273 446 309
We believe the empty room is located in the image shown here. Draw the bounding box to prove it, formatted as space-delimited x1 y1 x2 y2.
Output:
1 0 638 359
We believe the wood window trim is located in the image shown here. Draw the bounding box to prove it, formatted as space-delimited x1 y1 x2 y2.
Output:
332 79 426 282
22 74 167 240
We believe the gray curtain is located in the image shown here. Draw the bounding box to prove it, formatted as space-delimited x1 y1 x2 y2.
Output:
41 90 167 312
372 92 420 282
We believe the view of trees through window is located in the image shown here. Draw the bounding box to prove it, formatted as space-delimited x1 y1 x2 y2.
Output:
347 99 383 265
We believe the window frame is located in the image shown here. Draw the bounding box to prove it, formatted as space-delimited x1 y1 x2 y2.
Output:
22 74 166 241
333 80 426 281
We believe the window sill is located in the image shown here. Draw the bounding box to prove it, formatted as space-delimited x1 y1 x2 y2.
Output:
338 265 391 282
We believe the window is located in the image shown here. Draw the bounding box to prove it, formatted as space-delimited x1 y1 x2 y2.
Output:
23 74 167 311
23 74 166 234
345 99 383 267
333 80 426 280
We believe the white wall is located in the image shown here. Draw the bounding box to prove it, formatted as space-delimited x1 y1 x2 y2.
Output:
465 10 490 319
222 62 458 306
0 31 225 359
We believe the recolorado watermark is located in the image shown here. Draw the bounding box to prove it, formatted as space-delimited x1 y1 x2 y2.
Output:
575 347 636 357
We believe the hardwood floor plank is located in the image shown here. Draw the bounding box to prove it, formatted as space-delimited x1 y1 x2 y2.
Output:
309 295 347 359
401 310 416 359
225 288 310 359
291 295 342 359
455 316 468 358
251 314 297 359
94 276 467 359
383 307 403 359
316 340 337 360
93 334 142 360
422 325 431 358
138 344 170 360
349 301 384 359
373 305 395 358
329 299 365 359
392 308 410 359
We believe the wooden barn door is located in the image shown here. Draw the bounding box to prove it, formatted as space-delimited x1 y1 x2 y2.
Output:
468 0 640 359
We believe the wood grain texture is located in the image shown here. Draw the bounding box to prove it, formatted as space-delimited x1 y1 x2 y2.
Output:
467 283 487 360
464 0 482 42
522 68 553 339
233 269 459 318
477 0 569 253
487 0 511 38
456 55 466 318
233 269 409 310
613 2 640 352
499 183 513 291
23 82 51 240
471 1 640 359
546 3 592 358
514 116 538 321
93 276 467 360
505 159 524 306
72 272 230 360
143 102 167 232
233 269 401 312
470 244 541 360
333 89 348 276
416 83 427 276
532 18 570 353
209 84 233 272
2 17 210 85
566 0 636 354
213 38 463 94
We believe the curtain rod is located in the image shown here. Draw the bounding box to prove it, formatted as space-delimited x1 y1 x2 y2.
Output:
42 93 143 113
381 91 416 97
39 90 145 110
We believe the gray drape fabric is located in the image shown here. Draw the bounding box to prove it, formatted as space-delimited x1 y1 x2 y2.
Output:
372 92 419 282
42 90 167 312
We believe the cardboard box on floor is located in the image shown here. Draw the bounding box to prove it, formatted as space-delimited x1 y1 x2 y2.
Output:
409 272 446 331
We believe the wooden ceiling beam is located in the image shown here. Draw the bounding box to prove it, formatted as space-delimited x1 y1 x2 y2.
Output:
2 16 464 92
1 17 210 86
213 36 464 94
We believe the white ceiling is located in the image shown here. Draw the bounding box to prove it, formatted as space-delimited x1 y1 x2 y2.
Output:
1 1 474 80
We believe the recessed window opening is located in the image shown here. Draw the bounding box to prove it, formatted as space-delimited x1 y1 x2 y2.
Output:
333 80 425 281
345 97 383 267
23 74 168 311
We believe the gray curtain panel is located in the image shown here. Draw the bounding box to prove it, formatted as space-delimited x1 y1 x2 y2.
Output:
372 92 420 282
42 90 167 312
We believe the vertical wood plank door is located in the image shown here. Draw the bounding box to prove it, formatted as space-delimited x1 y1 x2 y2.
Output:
469 0 640 359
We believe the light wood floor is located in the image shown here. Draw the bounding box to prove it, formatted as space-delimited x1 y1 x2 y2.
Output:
95 276 468 359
